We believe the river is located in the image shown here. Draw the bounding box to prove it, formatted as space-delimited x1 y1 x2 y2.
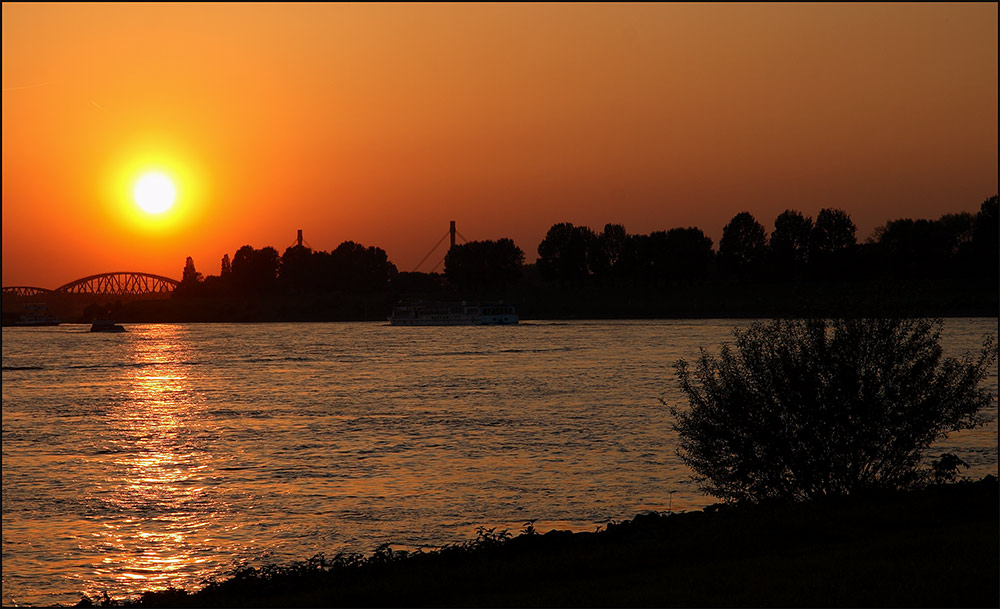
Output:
2 319 997 606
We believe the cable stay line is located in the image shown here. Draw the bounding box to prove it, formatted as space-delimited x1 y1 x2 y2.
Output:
412 221 473 273
429 254 448 273
412 231 451 272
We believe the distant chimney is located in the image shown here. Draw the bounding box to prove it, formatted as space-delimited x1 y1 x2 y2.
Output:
450 221 456 249
297 229 303 247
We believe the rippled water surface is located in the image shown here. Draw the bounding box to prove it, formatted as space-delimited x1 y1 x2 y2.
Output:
3 319 997 606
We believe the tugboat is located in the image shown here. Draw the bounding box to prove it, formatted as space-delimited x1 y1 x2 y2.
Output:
89 319 126 333
389 301 518 326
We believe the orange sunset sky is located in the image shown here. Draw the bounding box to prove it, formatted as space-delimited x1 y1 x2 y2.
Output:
3 2 997 288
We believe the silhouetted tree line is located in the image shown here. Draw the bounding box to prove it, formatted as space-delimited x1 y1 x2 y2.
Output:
175 241 398 298
175 195 997 299
534 196 998 284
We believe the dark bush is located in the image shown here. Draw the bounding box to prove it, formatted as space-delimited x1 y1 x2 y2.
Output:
669 317 996 504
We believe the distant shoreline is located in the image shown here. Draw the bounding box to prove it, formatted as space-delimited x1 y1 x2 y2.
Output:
6 313 995 326
5 277 992 324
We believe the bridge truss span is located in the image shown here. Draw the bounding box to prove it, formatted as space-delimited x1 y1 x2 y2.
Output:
54 272 180 295
2 286 54 297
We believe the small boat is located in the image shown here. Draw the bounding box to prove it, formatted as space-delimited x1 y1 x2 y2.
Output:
90 320 126 333
389 301 518 326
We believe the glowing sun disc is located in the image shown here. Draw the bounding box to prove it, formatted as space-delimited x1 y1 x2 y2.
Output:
134 172 176 214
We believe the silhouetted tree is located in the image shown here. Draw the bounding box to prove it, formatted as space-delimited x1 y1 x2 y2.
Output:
221 254 232 276
718 212 767 278
536 223 596 283
325 241 397 291
874 218 953 279
663 227 715 280
669 318 996 504
279 244 316 293
635 231 669 280
199 274 228 297
590 224 633 281
182 257 202 284
928 453 971 484
938 212 976 251
769 210 813 279
970 195 999 279
809 208 856 279
940 212 978 278
231 245 280 294
174 256 204 297
811 208 857 254
637 228 715 281
445 238 525 290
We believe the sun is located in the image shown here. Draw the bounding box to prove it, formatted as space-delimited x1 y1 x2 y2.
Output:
133 172 176 214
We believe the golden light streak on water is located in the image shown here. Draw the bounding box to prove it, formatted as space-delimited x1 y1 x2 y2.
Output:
1 319 995 606
82 324 216 598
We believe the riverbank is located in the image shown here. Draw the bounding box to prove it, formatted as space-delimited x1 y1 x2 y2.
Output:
109 477 998 607
10 277 994 324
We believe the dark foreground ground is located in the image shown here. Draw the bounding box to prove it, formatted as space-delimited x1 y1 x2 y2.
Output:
94 477 998 608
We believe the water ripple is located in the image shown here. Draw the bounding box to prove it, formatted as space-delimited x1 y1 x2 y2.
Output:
2 319 996 606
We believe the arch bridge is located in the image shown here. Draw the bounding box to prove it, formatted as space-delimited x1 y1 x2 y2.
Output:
2 286 53 297
3 272 180 297
54 272 180 295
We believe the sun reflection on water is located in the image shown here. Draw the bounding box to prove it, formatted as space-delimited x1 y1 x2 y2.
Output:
81 325 216 598
3 320 994 606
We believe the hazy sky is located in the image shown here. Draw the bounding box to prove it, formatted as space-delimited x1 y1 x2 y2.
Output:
3 2 997 286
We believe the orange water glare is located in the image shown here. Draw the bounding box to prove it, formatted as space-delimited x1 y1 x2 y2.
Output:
81 325 213 598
